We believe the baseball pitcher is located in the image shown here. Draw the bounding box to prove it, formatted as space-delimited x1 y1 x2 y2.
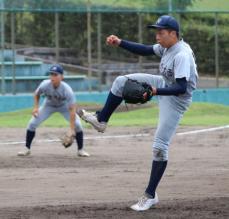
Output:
79 15 198 210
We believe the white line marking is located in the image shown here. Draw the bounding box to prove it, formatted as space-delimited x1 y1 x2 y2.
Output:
0 133 150 145
177 125 229 136
1 125 228 145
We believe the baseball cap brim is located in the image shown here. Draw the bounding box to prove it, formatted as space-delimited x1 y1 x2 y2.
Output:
49 71 62 75
147 24 166 29
147 25 179 33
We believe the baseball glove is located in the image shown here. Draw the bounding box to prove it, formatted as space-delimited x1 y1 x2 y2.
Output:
122 78 153 104
61 131 75 148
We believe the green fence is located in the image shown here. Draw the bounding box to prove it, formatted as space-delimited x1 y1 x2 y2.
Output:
0 88 229 113
2 0 229 13
0 0 229 94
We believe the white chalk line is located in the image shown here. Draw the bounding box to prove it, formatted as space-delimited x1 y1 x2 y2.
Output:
176 125 229 136
0 125 228 145
0 133 150 145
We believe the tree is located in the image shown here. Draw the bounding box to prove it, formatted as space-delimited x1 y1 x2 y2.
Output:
155 0 195 12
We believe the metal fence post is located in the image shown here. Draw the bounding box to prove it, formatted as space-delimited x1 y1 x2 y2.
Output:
11 12 16 94
138 12 143 71
97 12 102 91
1 0 5 94
214 12 219 88
55 12 60 63
87 0 92 92
177 13 181 36
168 0 172 14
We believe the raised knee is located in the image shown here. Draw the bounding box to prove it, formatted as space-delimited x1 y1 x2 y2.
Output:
113 76 125 86
153 148 168 161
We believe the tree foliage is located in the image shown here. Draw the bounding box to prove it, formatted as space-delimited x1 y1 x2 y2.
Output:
155 0 195 11
3 8 229 75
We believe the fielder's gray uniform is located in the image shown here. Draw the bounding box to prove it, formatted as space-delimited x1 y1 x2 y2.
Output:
28 79 82 132
111 40 198 161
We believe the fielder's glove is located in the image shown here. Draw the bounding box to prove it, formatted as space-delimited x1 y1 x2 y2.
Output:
61 131 75 148
122 78 153 104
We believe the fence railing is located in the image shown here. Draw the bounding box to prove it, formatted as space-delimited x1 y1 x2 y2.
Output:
0 0 229 94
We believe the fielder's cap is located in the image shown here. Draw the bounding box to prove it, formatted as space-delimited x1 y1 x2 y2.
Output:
148 15 179 32
49 64 64 75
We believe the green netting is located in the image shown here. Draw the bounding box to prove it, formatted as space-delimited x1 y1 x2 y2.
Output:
1 0 229 13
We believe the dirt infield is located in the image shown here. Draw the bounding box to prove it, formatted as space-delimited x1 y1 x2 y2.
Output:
0 126 228 219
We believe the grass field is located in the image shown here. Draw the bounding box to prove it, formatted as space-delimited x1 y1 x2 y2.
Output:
0 103 228 128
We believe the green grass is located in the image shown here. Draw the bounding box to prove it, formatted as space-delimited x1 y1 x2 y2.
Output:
0 109 69 128
0 103 228 128
179 103 229 126
109 102 229 127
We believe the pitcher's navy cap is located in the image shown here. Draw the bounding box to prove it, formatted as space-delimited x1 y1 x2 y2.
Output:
49 64 64 74
148 15 179 32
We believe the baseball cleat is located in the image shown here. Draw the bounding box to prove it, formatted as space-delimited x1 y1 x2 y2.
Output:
130 193 159 211
78 149 90 157
17 148 31 156
78 109 107 133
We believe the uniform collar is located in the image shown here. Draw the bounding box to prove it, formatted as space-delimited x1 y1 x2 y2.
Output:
166 39 183 52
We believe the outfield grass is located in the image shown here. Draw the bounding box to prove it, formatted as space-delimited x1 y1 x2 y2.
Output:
110 102 229 127
0 103 228 128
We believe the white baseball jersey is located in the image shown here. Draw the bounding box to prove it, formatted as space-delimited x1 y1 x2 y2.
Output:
35 80 75 107
153 39 198 99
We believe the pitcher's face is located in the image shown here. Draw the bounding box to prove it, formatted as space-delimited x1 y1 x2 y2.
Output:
155 29 178 48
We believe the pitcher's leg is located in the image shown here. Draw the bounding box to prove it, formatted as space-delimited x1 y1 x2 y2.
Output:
98 74 164 122
111 73 164 97
79 74 164 132
97 91 123 122
131 96 185 211
145 96 184 197
79 91 122 132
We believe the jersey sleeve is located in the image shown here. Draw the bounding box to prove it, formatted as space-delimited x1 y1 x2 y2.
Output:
174 52 190 80
119 40 155 56
156 77 187 96
35 80 48 95
153 44 165 57
65 86 76 107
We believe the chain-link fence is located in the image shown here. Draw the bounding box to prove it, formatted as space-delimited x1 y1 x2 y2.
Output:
0 0 229 94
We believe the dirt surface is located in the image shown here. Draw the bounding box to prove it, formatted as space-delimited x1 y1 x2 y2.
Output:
0 126 228 219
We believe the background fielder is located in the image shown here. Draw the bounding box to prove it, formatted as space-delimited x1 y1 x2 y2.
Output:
80 15 198 211
18 64 90 157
